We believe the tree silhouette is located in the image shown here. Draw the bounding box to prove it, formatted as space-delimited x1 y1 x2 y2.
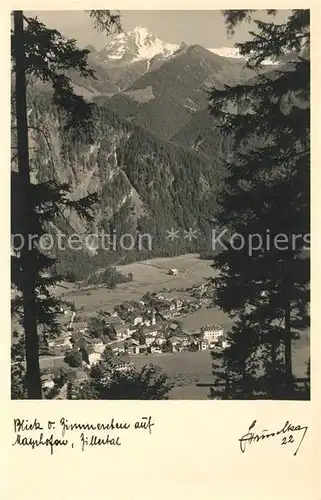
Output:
71 350 174 400
209 10 310 399
11 10 121 399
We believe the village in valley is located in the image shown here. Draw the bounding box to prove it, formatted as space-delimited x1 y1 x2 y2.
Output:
36 254 310 399
39 264 232 396
10 8 310 408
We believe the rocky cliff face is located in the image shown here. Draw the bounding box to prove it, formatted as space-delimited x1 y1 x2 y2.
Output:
27 91 141 238
27 89 222 264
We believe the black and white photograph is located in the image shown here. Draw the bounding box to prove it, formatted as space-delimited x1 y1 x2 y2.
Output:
11 9 310 401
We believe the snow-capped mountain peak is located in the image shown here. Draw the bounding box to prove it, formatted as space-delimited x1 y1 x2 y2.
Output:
101 26 180 63
131 25 152 44
208 47 243 59
209 46 277 65
99 27 277 67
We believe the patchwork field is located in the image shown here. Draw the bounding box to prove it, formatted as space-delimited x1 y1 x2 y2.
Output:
46 253 310 399
178 307 233 333
130 331 310 400
52 254 216 315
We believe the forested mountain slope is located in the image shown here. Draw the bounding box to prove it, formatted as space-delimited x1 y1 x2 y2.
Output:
21 88 226 279
101 44 254 139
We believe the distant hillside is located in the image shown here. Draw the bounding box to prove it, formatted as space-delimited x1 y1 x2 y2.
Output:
19 88 227 280
68 61 120 99
100 45 254 139
172 107 233 158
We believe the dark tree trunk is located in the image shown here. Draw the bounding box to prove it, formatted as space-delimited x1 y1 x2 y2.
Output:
13 11 42 399
284 302 293 396
270 337 279 398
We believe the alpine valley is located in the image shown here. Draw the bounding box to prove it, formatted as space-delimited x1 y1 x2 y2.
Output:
25 26 258 280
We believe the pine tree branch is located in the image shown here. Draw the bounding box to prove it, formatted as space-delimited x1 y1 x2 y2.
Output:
22 14 32 26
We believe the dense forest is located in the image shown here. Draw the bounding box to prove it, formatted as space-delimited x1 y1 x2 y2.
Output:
22 86 227 280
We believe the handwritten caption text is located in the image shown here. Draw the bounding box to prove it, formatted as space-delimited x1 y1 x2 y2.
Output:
12 416 155 455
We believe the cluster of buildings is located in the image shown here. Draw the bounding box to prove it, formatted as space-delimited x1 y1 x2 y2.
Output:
39 283 232 395
46 292 230 369
188 280 216 303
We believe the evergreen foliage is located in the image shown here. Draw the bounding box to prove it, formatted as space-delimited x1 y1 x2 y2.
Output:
71 349 174 400
11 10 120 398
64 349 83 368
209 10 310 399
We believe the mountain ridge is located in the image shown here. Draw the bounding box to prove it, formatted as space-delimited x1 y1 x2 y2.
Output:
82 26 276 95
19 26 260 279
99 42 255 139
95 26 250 64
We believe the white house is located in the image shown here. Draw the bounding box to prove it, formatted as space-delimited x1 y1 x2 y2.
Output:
169 336 183 352
169 268 178 276
92 339 105 354
199 340 208 351
143 309 156 326
114 324 129 339
145 334 155 346
111 341 126 354
151 345 162 354
201 325 224 343
175 299 183 310
88 351 102 366
133 315 143 326
41 374 55 390
179 335 191 347
126 338 140 355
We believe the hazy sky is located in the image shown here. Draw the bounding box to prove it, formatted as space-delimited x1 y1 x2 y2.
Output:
26 10 290 50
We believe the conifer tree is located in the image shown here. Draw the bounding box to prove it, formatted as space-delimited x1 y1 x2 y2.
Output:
11 10 121 399
209 10 310 399
71 349 174 400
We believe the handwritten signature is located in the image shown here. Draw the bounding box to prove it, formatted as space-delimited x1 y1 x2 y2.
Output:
239 420 308 456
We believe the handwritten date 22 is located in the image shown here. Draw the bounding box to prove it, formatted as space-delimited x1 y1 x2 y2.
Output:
239 420 308 456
